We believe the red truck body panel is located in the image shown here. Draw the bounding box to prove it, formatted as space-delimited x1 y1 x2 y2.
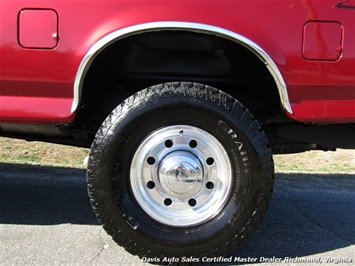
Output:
0 0 354 123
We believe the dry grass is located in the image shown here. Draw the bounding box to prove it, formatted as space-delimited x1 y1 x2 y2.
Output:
274 149 355 173
0 137 354 173
0 137 89 168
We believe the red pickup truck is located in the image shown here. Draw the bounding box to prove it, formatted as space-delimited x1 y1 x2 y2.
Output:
1 0 354 259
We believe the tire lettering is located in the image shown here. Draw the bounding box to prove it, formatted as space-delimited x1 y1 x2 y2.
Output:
127 216 139 230
115 198 140 230
218 120 244 151
217 120 230 132
241 151 249 162
218 119 251 195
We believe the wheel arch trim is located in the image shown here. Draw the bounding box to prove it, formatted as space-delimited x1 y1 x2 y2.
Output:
72 21 293 114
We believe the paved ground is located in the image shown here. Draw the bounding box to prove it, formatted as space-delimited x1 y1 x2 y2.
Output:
1 162 354 265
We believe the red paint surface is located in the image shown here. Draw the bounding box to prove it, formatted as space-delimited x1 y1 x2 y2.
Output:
0 96 75 123
18 9 58 49
0 0 354 123
302 21 343 61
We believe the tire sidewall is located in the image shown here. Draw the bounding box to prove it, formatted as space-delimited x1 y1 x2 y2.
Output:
89 86 272 256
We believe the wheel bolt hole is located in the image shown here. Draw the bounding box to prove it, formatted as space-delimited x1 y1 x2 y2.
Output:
147 181 155 189
206 181 214 190
164 198 172 206
206 157 214 165
165 139 173 148
189 140 197 148
147 157 155 165
188 198 197 207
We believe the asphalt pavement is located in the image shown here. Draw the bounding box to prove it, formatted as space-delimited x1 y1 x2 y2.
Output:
1 162 354 265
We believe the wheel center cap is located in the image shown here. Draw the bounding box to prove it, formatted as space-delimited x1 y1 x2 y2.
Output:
158 151 203 198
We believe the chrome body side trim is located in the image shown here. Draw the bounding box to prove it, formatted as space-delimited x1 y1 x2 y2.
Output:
72 22 293 114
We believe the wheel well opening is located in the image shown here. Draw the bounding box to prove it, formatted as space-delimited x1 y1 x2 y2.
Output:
78 30 283 131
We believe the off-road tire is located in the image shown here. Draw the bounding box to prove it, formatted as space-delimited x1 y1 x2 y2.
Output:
87 82 274 259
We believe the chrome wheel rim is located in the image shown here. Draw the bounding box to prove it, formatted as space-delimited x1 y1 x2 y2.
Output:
130 125 232 227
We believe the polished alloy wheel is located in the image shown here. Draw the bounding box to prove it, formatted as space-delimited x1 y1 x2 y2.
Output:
130 125 232 226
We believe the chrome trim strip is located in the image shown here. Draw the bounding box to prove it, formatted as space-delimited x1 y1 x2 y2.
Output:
72 22 293 114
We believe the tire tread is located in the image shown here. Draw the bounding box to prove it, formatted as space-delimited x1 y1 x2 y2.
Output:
87 82 274 258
